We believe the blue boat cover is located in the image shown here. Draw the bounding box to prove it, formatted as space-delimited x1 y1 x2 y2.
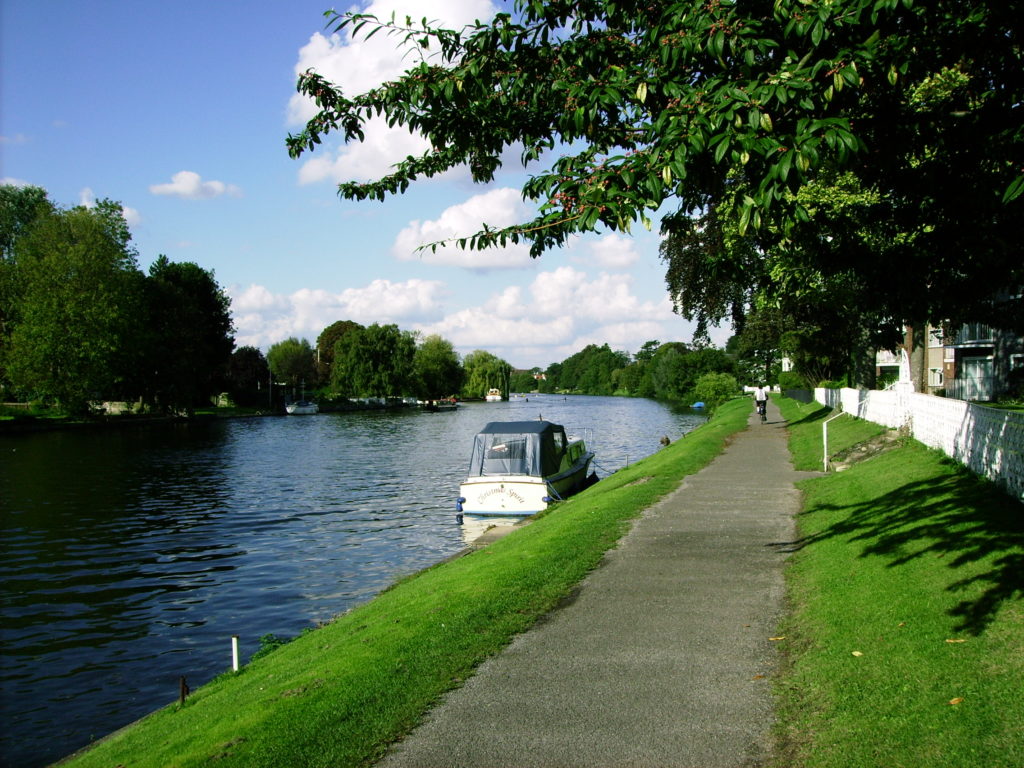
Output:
467 421 568 478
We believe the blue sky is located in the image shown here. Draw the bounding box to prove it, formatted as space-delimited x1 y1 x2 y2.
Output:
1 0 729 370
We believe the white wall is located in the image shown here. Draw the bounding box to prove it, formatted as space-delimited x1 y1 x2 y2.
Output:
814 387 1024 501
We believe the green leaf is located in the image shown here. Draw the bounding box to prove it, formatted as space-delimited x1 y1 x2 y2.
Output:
778 150 793 181
636 82 648 103
810 20 824 46
1002 174 1024 203
738 203 752 235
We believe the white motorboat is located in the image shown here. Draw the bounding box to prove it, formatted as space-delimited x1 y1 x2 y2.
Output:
457 420 595 517
484 388 503 402
285 400 319 415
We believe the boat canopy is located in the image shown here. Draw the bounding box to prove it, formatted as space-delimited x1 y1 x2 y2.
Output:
467 421 568 478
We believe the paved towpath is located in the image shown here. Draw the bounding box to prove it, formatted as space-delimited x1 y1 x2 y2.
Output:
378 399 806 768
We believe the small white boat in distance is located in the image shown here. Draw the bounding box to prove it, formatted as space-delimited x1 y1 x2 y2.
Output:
457 420 595 517
485 388 503 402
285 400 319 415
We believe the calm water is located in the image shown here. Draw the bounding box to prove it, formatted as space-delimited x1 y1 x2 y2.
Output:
0 395 704 767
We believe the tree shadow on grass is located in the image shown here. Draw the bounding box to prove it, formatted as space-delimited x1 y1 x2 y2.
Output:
784 405 833 428
794 461 1023 636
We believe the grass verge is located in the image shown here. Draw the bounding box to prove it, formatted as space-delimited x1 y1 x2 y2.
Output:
59 398 751 768
773 396 1024 767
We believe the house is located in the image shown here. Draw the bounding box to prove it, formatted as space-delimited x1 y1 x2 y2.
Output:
876 323 1023 401
943 323 1024 401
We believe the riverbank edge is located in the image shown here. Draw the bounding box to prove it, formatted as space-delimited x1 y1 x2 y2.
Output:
54 398 752 768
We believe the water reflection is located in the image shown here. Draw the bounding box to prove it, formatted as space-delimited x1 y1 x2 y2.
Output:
0 396 703 767
459 515 525 545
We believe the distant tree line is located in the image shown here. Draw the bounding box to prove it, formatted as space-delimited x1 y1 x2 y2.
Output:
0 185 235 416
270 316 751 409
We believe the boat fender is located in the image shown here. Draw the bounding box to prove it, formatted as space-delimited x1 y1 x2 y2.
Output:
455 513 464 525
456 497 466 513
542 496 553 504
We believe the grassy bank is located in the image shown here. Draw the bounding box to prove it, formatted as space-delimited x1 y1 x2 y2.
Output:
60 398 751 767
773 397 1024 767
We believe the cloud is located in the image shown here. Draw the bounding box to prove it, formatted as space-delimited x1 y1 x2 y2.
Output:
228 278 448 349
0 134 29 145
227 267 719 369
1 177 32 187
149 170 241 199
289 0 499 185
576 233 641 269
297 117 433 184
391 187 536 269
413 267 701 367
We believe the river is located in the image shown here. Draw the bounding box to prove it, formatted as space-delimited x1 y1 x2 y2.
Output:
0 395 704 767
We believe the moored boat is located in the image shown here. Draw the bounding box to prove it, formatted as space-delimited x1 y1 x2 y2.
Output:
484 388 503 402
285 400 319 415
421 399 458 412
457 420 595 517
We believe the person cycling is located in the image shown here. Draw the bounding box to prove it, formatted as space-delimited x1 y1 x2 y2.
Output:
753 384 769 422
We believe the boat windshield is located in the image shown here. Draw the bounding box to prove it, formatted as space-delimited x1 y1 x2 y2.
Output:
482 436 529 475
467 421 568 477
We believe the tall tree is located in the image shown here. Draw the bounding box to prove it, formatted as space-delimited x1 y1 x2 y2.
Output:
290 1 1023 337
413 333 464 399
2 204 144 414
462 349 512 399
0 185 53 262
142 256 235 415
331 324 416 398
268 337 317 394
226 346 271 408
316 319 363 383
0 185 56 387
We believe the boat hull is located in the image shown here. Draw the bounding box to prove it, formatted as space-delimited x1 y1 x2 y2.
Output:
458 452 594 516
285 402 319 415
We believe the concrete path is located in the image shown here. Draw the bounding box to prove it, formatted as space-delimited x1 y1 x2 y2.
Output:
379 399 803 768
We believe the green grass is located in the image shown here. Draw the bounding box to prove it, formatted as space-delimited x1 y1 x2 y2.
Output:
773 396 1024 767
776 396 889 471
60 398 752 768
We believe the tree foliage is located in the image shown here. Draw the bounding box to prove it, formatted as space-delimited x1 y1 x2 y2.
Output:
556 343 630 395
331 323 416 398
290 0 1023 343
227 346 271 407
142 256 235 414
461 349 512 399
414 333 464 398
316 319 363 383
2 202 144 413
268 337 317 392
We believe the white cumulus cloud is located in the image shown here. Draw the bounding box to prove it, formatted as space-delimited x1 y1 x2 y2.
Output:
578 233 641 269
392 187 536 270
228 278 448 350
411 267 703 367
149 170 241 199
289 0 499 185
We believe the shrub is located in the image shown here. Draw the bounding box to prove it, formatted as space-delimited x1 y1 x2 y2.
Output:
778 371 807 390
691 372 739 411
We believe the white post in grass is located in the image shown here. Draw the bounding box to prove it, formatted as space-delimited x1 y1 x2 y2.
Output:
231 635 240 672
